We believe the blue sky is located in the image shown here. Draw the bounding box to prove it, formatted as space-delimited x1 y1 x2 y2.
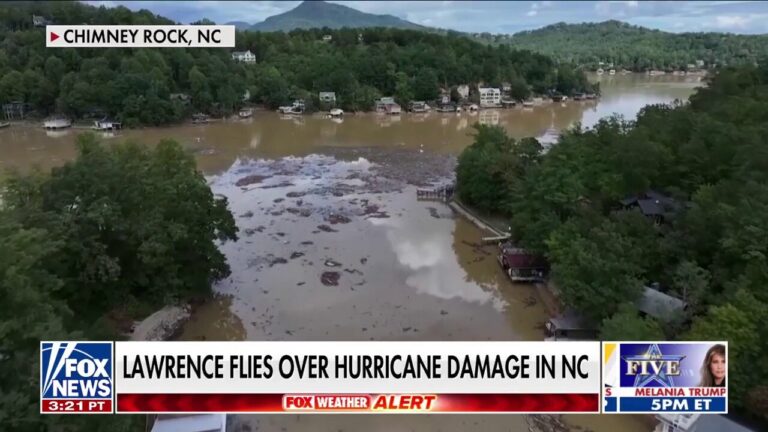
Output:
85 1 768 34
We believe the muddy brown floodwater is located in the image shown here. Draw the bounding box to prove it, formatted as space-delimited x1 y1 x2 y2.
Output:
0 74 698 431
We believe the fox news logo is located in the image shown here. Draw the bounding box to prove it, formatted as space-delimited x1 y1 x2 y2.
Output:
41 342 113 399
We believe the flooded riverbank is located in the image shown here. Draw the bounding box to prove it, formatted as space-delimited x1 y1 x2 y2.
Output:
0 74 700 176
179 149 544 343
1 74 699 431
178 149 652 431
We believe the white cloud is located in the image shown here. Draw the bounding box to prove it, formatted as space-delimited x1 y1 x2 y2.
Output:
527 2 541 17
541 1 553 7
715 15 751 29
594 2 611 15
626 0 639 7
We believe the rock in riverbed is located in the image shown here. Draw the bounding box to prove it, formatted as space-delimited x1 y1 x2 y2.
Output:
130 304 190 341
321 271 340 286
235 174 270 187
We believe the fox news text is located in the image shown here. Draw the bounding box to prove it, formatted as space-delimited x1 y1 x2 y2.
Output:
602 341 728 414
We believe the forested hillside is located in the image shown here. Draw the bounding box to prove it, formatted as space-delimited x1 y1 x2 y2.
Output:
0 1 246 126
503 20 768 71
235 27 594 111
0 1 593 126
456 65 768 421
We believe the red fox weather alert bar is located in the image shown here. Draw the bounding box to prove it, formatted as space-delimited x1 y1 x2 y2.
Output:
40 341 726 414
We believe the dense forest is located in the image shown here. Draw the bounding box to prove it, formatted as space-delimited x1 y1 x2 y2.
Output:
0 134 238 431
456 65 768 421
235 27 593 110
498 20 768 71
0 1 593 126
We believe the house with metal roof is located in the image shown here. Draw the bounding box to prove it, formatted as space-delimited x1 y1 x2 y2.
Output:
544 309 598 341
621 190 681 223
637 286 686 323
151 414 226 432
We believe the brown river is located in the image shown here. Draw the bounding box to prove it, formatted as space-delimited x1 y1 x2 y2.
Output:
0 74 700 431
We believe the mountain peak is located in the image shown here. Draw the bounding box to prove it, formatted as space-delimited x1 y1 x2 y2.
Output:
250 0 425 32
295 1 328 9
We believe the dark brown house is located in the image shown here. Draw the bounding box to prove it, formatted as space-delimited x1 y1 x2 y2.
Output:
497 241 548 282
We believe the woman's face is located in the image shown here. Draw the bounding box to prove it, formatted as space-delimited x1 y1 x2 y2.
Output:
709 353 726 380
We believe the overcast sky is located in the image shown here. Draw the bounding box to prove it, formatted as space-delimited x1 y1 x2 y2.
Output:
85 1 768 34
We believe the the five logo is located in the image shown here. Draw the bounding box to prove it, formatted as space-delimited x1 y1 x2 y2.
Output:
40 341 114 414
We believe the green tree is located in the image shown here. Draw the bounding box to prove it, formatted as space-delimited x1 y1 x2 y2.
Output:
394 71 413 106
0 70 24 102
188 66 212 110
546 212 657 321
4 134 239 316
671 260 711 315
412 68 439 101
456 125 520 212
508 76 530 101
0 216 67 430
601 303 665 340
256 65 290 108
686 290 767 410
44 55 66 84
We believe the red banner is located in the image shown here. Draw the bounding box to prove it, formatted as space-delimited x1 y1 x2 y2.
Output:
117 393 598 413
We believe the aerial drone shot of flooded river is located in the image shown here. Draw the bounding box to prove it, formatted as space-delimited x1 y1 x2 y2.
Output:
1 74 700 431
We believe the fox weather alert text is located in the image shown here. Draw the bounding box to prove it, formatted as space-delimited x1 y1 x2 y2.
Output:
40 342 114 414
602 341 727 414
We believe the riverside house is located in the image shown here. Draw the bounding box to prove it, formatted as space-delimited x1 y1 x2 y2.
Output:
479 87 501 108
375 97 402 115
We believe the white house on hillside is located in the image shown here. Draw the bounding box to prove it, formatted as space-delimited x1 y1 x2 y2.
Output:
32 15 50 27
231 50 256 63
319 92 336 104
479 87 501 107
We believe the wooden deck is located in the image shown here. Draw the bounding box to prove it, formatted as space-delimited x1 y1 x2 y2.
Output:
448 199 509 237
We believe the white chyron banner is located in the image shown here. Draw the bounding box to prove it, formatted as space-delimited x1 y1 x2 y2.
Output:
46 25 235 48
113 341 602 414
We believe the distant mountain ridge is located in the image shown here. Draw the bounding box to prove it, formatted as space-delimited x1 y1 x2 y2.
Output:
502 20 768 70
238 1 426 32
225 21 253 30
